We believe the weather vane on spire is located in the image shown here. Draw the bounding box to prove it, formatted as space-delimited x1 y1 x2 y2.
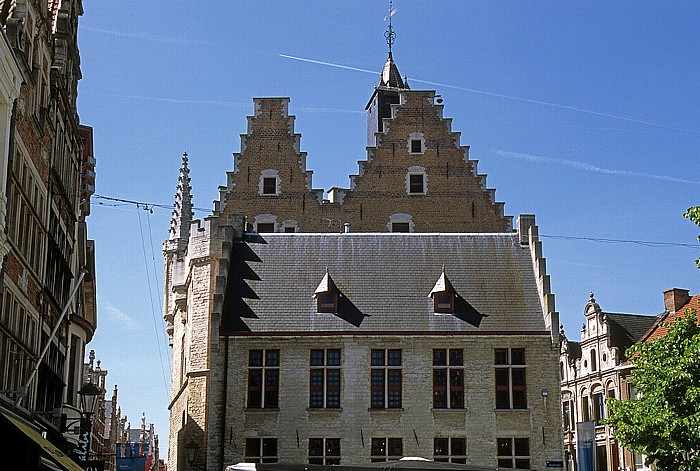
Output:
384 0 397 54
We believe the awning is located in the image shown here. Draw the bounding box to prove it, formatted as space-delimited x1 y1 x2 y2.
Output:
1 411 84 471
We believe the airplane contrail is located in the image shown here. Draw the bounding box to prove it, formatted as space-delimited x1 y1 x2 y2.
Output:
280 54 698 134
492 149 700 185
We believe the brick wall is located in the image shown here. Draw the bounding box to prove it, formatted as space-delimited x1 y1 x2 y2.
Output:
220 93 512 233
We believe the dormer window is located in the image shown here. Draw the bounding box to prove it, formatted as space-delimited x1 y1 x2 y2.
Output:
429 266 456 315
314 269 340 314
434 293 454 313
317 293 338 313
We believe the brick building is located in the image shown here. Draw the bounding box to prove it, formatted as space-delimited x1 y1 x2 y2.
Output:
164 46 564 471
0 1 96 469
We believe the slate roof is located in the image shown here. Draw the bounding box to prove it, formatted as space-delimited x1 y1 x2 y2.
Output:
221 233 548 335
606 312 658 348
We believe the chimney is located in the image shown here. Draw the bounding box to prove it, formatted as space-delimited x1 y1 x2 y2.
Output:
663 288 690 313
344 223 350 234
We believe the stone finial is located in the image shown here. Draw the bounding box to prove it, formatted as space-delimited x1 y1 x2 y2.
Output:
169 152 194 242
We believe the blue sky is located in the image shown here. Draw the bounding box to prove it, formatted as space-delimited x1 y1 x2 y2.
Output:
76 1 700 459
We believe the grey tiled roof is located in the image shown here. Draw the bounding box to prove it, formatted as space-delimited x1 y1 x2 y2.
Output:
221 233 548 334
606 312 657 348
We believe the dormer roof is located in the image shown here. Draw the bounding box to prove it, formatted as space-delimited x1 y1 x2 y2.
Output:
429 267 454 297
314 268 339 295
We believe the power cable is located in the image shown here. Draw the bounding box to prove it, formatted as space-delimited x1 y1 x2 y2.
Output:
135 204 171 398
93 194 700 249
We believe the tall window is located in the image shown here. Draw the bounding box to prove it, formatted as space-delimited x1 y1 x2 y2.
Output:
495 348 527 409
497 438 530 469
562 401 572 431
593 392 605 424
371 349 402 409
432 349 464 409
434 437 466 463
308 438 341 465
581 395 591 422
245 438 278 463
370 438 403 462
248 350 279 408
309 349 341 408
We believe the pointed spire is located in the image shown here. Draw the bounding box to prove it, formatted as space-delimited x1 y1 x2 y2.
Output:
169 151 194 242
379 1 408 89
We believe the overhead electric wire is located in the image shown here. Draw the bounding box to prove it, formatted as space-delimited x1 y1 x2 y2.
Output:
136 204 171 398
93 193 700 250
146 208 172 381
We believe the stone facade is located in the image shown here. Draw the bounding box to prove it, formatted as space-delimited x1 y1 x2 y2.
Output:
165 53 563 471
560 294 657 471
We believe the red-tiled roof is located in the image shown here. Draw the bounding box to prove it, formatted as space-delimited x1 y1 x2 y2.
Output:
641 293 700 342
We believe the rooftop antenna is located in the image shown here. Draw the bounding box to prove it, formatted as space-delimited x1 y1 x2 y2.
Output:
384 0 397 54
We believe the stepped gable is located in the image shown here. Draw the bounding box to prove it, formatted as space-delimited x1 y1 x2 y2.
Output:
220 98 327 230
344 87 512 232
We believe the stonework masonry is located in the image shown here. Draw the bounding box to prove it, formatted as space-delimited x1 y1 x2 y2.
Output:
164 53 563 471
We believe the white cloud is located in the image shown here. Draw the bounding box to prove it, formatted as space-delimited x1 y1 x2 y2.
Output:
98 298 139 330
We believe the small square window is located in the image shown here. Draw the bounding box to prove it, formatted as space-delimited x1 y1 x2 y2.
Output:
284 226 296 233
317 293 337 313
262 177 277 195
434 293 454 313
411 139 422 154
409 174 424 194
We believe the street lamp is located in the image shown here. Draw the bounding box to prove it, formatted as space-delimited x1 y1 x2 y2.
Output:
185 440 199 469
75 382 101 463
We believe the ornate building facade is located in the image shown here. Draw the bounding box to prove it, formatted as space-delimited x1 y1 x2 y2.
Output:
164 46 564 471
559 294 657 471
0 1 96 469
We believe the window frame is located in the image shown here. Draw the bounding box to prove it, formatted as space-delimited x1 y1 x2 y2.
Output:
316 293 338 314
308 438 341 465
259 169 280 196
494 348 527 410
433 437 467 464
309 349 341 409
497 437 530 469
406 166 427 195
407 132 425 155
370 349 402 409
370 437 403 462
247 349 280 409
432 349 464 409
245 437 278 464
